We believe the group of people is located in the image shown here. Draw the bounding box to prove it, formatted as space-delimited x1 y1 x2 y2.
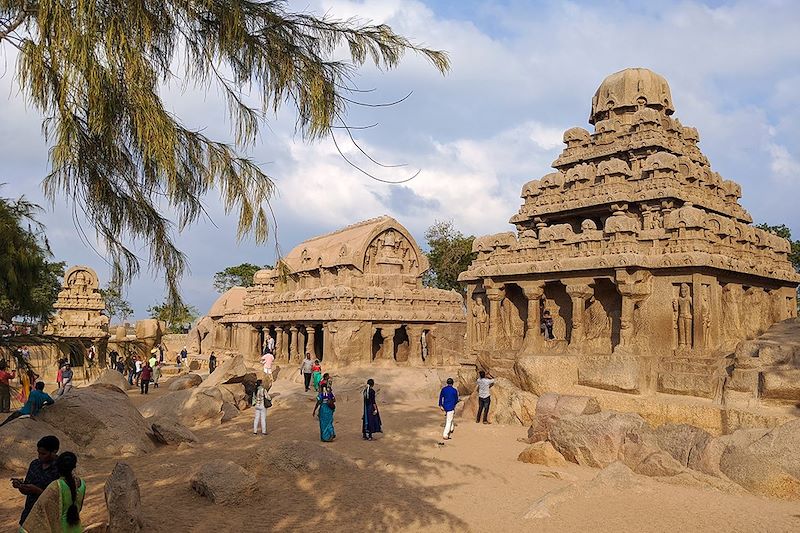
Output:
437 370 495 441
11 436 85 531
116 354 163 394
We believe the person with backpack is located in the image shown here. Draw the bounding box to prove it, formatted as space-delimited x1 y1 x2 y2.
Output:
251 379 271 435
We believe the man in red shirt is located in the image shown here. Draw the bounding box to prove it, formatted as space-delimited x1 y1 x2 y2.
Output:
0 360 16 412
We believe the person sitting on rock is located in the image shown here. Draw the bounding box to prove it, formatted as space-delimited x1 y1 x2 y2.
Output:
11 435 60 527
0 381 54 427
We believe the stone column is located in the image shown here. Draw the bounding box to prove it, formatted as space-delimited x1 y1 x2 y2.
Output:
276 326 287 361
484 280 505 347
306 325 317 359
519 281 545 353
615 270 652 351
383 328 396 361
407 325 424 365
289 326 298 360
565 281 593 348
466 285 475 347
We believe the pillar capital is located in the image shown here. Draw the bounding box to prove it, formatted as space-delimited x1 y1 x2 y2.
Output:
565 282 593 299
517 280 545 299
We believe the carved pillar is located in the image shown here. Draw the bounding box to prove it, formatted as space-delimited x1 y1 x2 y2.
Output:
289 326 298 360
615 270 652 351
277 326 287 361
383 327 396 361
565 281 594 348
306 325 317 359
484 280 505 347
519 281 545 352
407 325 424 365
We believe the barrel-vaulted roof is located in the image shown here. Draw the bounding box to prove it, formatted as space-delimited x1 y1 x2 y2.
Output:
282 215 429 275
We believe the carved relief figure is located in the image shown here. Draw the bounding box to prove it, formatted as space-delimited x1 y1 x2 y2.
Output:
584 297 611 350
471 297 488 343
722 284 742 339
701 284 711 347
673 283 693 348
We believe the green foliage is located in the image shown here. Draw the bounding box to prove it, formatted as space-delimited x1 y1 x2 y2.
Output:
422 220 475 296
147 299 199 333
213 263 270 293
756 223 800 272
0 191 64 322
99 281 134 321
0 1 449 310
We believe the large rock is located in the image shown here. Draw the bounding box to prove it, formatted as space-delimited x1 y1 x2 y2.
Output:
38 385 155 457
104 462 145 532
190 460 257 504
459 378 538 425
0 418 78 470
219 383 250 410
134 319 165 350
140 387 223 427
199 354 250 389
694 428 770 478
221 402 239 422
719 418 800 500
527 393 601 443
93 368 131 390
167 373 203 391
248 440 353 475
654 423 712 469
514 355 578 396
150 417 198 444
518 442 568 467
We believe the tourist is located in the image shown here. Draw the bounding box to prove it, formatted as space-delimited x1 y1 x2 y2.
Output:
21 451 85 532
311 358 322 391
86 345 96 367
140 363 153 394
53 362 74 400
134 356 143 386
542 310 555 340
11 435 60 527
180 346 188 368
127 357 136 385
114 357 125 374
438 378 459 440
261 350 274 378
209 352 217 373
251 379 271 435
266 335 276 355
158 343 165 363
362 378 382 440
300 353 314 392
318 372 330 393
313 382 336 442
0 360 16 412
148 351 158 370
175 355 182 369
55 360 64 390
1 381 54 427
476 370 495 424
152 361 162 388
109 350 119 370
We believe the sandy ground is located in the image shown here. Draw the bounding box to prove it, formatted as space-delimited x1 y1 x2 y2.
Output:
1 367 799 532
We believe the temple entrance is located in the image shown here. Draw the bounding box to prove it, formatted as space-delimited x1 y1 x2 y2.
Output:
543 281 572 343
371 329 383 360
587 278 621 352
394 326 410 362
314 324 324 360
503 284 528 350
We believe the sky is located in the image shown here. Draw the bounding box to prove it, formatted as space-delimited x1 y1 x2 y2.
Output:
1 0 799 320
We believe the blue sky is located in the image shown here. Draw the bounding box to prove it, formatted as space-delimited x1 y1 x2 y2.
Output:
1 0 799 319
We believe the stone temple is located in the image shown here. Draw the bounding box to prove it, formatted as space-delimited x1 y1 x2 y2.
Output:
196 216 466 367
459 68 799 405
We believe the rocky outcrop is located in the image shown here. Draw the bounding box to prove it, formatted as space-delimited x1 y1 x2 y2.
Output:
150 417 198 445
0 418 78 470
190 460 257 504
458 378 538 425
654 423 712 469
167 373 203 391
527 392 601 443
38 385 155 457
93 368 131 390
199 354 251 389
221 402 240 422
517 442 568 467
514 355 579 396
140 387 224 428
104 462 145 532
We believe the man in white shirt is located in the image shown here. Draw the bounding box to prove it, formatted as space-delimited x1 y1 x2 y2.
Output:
476 370 495 424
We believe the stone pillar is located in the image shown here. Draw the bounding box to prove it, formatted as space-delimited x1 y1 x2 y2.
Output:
615 270 652 351
484 281 505 347
307 325 317 359
277 326 288 361
565 281 593 348
407 325 424 365
519 281 545 353
466 285 475 347
383 328 396 361
289 326 298 360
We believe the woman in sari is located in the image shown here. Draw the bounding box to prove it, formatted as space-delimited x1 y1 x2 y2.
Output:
312 377 335 442
362 378 382 440
311 359 322 392
22 451 85 532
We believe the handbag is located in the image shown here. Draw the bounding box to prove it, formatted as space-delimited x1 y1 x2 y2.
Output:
326 396 336 411
264 396 273 408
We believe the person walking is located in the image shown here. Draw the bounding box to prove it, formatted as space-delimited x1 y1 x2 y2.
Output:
21 451 85 532
126 357 136 385
180 346 188 368
140 363 153 394
208 352 217 373
261 350 274 379
12 435 60 528
134 357 143 386
251 379 271 435
362 378 382 440
313 382 336 442
311 358 322 392
300 353 314 392
152 361 162 388
0 360 16 412
476 370 495 424
438 378 459 440
53 363 74 400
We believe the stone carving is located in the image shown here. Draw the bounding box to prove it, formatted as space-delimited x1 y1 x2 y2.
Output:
197 216 465 368
459 68 798 403
45 266 109 339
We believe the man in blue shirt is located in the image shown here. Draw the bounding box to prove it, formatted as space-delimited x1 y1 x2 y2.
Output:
438 378 459 440
0 381 54 427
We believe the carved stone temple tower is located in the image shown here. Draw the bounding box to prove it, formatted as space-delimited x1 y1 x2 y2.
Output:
459 68 799 400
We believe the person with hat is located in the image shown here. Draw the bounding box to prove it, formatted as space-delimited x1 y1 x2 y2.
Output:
438 377 459 440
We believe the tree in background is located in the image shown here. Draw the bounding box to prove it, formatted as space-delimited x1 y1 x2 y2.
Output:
0 192 64 323
147 299 199 334
756 224 800 272
0 1 449 309
214 263 271 293
100 281 134 322
422 221 475 297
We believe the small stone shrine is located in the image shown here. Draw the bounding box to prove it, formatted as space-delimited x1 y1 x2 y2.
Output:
45 265 109 339
459 68 799 402
202 216 465 367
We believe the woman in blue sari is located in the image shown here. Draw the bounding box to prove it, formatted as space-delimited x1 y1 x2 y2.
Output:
313 377 336 442
362 378 382 440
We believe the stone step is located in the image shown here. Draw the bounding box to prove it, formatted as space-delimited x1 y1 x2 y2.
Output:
656 371 716 399
659 360 718 374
